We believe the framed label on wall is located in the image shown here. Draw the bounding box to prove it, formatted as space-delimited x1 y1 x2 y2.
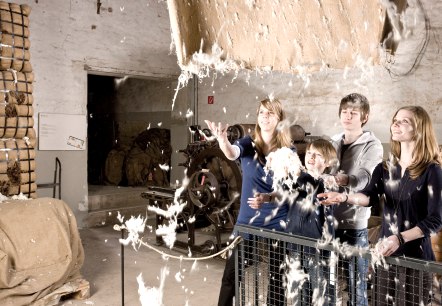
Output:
38 113 87 150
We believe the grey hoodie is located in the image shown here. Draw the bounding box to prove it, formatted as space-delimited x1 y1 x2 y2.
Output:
331 131 383 229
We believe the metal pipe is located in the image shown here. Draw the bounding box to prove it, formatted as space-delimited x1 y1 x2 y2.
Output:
121 229 125 306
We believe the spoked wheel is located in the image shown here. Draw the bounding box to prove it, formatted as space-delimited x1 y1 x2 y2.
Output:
187 147 242 226
188 170 219 210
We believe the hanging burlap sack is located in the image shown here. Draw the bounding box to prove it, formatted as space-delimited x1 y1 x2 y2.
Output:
104 146 128 185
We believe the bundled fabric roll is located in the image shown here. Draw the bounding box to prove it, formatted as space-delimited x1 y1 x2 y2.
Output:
0 168 36 184
0 1 31 72
0 71 33 104
0 174 36 198
0 138 35 198
0 156 34 173
6 181 36 198
0 137 34 159
0 103 34 138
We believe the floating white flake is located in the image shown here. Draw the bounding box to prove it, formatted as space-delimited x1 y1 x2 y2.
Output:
118 215 146 250
159 164 170 171
264 147 303 190
185 109 194 118
137 268 168 306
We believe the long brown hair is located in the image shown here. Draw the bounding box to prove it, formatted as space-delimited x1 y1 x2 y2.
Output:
253 98 292 163
389 106 441 179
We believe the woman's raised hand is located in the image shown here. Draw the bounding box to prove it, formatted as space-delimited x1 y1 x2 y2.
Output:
204 120 229 143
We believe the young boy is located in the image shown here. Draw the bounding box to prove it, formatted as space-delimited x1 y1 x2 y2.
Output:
285 138 337 306
286 138 337 238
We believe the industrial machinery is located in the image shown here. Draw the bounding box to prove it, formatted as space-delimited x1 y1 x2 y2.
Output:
172 124 253 254
143 123 317 255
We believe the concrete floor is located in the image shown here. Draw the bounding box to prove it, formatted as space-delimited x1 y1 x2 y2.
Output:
60 222 227 306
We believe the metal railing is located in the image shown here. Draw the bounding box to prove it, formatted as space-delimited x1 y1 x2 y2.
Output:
234 225 442 306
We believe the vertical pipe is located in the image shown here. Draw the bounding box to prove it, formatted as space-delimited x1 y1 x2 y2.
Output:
121 229 125 306
194 74 198 126
57 157 61 199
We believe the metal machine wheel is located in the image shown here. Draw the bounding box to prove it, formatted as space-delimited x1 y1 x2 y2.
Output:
188 170 219 211
187 147 242 215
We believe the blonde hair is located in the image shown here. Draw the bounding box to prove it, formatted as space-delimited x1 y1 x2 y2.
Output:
389 106 441 179
253 98 292 163
306 139 338 171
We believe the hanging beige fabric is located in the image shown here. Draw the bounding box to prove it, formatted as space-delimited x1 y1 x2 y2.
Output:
0 197 86 305
0 71 33 104
167 0 386 72
0 1 31 72
104 147 127 185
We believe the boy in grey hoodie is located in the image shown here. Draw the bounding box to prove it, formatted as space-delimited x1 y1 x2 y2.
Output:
331 93 383 306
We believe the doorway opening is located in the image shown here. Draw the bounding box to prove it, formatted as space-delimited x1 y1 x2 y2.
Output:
87 74 118 185
87 74 177 189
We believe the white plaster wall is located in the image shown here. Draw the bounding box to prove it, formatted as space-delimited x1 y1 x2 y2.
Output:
15 0 182 226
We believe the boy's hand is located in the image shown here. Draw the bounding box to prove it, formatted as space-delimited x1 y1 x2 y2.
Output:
317 192 345 205
335 173 349 186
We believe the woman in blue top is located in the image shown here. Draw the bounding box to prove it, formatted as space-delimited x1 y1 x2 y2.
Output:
319 106 442 305
205 98 292 306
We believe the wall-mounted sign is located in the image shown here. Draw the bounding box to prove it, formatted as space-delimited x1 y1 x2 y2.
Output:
38 113 87 150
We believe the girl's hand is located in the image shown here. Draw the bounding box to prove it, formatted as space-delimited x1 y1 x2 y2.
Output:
247 192 268 209
375 235 400 256
317 192 345 206
204 120 229 142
